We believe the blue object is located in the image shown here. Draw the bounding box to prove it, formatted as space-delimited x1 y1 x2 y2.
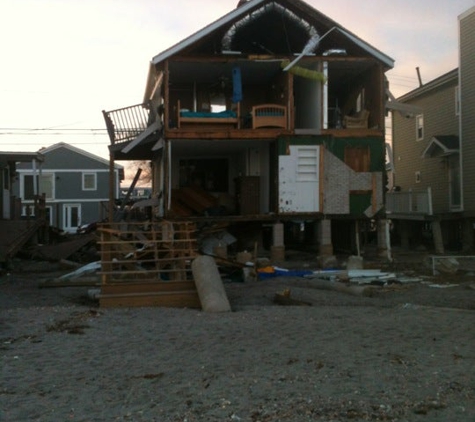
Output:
232 66 242 103
180 110 237 118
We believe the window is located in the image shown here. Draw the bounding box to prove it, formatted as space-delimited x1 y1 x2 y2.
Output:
455 86 460 116
23 174 54 199
415 171 421 183
416 115 424 141
82 173 97 190
344 146 370 172
63 204 81 232
21 205 52 225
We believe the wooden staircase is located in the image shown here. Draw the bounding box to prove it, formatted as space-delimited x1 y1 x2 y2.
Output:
0 219 45 264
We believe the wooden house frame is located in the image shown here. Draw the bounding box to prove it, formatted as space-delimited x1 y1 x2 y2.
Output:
101 0 396 306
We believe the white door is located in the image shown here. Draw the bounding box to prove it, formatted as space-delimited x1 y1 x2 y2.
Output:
63 204 81 232
279 146 320 213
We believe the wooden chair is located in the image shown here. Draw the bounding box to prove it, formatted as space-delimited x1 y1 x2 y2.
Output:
343 109 370 129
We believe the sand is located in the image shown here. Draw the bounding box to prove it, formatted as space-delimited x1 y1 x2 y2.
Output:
1 257 474 422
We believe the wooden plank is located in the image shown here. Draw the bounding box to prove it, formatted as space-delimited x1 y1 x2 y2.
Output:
101 281 197 295
99 290 201 308
38 277 101 288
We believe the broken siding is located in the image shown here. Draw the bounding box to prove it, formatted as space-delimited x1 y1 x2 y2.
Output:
278 135 384 215
460 8 475 211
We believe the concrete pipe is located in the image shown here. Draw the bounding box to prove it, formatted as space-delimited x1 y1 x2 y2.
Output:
192 255 231 312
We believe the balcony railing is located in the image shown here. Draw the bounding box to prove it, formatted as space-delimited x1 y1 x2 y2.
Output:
102 102 154 145
385 188 433 215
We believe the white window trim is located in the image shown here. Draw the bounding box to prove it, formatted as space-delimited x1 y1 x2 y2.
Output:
82 172 97 191
415 171 421 183
416 114 424 141
20 173 55 200
63 203 82 232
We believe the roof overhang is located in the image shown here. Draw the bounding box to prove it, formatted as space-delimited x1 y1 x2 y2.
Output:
422 136 459 158
0 152 44 164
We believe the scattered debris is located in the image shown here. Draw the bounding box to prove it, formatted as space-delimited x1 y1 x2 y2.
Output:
297 278 379 297
200 231 237 255
274 289 312 306
58 261 101 280
257 266 314 279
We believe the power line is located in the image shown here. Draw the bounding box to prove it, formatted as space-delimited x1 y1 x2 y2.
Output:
1 128 108 131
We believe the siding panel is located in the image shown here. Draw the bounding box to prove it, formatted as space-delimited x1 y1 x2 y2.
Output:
460 9 475 210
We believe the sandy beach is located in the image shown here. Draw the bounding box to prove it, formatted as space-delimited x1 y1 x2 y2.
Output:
1 256 474 422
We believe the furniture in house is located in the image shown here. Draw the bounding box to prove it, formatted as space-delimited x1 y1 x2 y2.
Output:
343 109 370 129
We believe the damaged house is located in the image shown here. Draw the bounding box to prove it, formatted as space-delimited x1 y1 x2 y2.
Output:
100 0 395 307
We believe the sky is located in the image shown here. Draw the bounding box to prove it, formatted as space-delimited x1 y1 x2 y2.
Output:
1 0 474 163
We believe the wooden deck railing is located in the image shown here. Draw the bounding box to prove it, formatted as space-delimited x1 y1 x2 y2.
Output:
102 102 153 145
385 188 433 215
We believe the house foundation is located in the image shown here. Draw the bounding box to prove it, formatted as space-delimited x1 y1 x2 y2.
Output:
271 222 285 261
399 220 410 249
462 219 474 252
377 219 392 260
318 219 334 255
432 220 444 254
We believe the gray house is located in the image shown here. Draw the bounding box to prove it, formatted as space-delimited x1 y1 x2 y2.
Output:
14 143 124 233
387 6 475 252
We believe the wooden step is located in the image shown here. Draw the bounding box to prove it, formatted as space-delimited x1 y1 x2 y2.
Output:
99 290 201 308
101 281 196 295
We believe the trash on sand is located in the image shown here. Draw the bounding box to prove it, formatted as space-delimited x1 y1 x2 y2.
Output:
58 261 101 280
257 266 313 279
259 266 421 285
200 231 237 255
273 288 312 306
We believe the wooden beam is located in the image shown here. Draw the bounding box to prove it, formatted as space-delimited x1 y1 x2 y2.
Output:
99 290 201 308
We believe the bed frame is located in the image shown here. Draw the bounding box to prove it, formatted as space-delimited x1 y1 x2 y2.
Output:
175 101 288 130
251 104 287 129
176 100 240 129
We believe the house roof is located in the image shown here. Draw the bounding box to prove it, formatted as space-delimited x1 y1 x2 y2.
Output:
396 68 458 103
0 151 44 163
422 135 459 158
145 0 394 99
459 5 475 20
39 142 123 169
151 0 393 67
